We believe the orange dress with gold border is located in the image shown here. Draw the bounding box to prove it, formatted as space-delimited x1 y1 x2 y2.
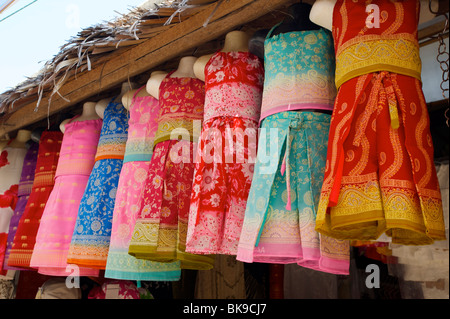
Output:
315 0 446 245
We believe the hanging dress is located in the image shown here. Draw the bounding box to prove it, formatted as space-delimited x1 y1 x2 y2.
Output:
67 99 128 269
185 51 264 255
105 87 181 281
315 0 446 245
236 25 350 274
30 117 102 276
7 132 62 270
129 73 213 270
3 141 38 270
0 142 27 275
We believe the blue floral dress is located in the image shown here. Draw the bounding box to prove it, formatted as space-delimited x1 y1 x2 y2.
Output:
67 98 128 269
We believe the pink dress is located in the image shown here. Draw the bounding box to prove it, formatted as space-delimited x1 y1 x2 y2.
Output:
186 51 264 255
105 87 181 281
30 117 102 276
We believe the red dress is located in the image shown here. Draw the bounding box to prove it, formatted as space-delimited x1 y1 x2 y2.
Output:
7 131 63 269
186 51 264 255
315 0 446 245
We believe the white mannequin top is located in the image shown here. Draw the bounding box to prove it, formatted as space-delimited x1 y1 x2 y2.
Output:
7 129 31 149
122 71 168 108
60 101 100 133
310 0 438 31
193 30 251 81
146 57 197 100
95 82 136 118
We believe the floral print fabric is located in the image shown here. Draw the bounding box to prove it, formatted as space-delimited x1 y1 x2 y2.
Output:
236 112 350 275
260 28 337 121
186 51 263 256
68 100 128 269
204 51 264 122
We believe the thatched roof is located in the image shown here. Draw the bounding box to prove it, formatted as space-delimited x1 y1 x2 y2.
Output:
0 0 219 116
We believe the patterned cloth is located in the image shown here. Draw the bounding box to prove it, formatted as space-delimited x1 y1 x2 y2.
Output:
0 145 27 275
186 51 264 255
315 0 446 245
129 75 213 270
237 112 349 274
30 118 102 276
67 99 128 269
105 87 181 281
8 132 62 270
3 142 38 270
236 26 348 274
259 26 337 121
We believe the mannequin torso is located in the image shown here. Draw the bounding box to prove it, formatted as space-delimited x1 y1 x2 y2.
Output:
250 3 320 59
147 57 197 99
122 75 163 110
193 30 251 81
60 102 100 133
7 130 31 149
95 82 136 119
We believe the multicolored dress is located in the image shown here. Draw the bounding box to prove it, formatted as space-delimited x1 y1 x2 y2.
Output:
30 117 102 276
236 25 349 274
185 51 264 255
315 0 446 245
3 141 38 270
7 132 62 270
105 87 181 281
67 99 128 269
129 74 213 270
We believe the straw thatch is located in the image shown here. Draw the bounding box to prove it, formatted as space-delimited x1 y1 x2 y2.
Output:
0 0 219 116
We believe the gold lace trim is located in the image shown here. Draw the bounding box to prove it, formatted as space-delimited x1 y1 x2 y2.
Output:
336 35 421 88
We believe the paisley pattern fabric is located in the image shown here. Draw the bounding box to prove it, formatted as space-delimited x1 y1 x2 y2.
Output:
105 88 181 281
129 75 213 270
260 27 337 121
68 100 128 269
30 118 102 276
315 0 446 245
8 132 62 270
236 112 349 275
3 142 38 270
152 74 205 146
186 51 264 256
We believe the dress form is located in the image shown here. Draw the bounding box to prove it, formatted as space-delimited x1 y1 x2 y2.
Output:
8 130 31 149
147 57 198 99
310 0 438 31
59 102 100 133
123 71 168 109
249 3 319 59
193 30 251 81
95 82 136 118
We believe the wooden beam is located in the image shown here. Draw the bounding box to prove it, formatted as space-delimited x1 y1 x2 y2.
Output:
0 0 296 136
